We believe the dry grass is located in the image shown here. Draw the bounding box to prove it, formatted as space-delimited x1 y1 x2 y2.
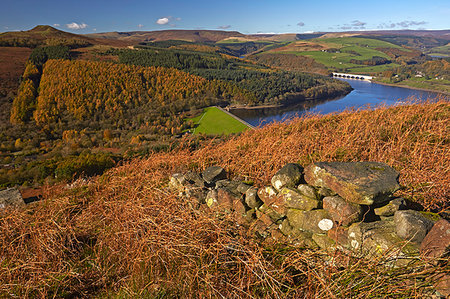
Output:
0 100 448 297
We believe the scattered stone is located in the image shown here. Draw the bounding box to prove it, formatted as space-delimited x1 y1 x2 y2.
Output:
297 184 319 200
328 227 350 248
245 187 263 209
185 188 208 204
0 188 24 209
286 209 332 234
317 187 337 198
233 199 248 225
304 162 400 205
279 187 319 211
184 171 206 188
318 219 334 231
202 166 227 184
237 182 252 194
394 210 435 243
168 173 187 191
211 188 236 212
290 230 319 249
271 163 304 191
257 204 284 223
205 189 218 208
257 186 278 206
323 195 362 226
312 233 336 251
216 180 241 196
374 198 407 216
420 219 450 259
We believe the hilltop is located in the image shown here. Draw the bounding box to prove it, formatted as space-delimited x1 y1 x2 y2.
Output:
85 29 246 43
0 25 129 48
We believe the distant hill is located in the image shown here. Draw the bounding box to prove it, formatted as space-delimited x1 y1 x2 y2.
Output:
85 29 246 43
320 30 450 40
0 25 130 48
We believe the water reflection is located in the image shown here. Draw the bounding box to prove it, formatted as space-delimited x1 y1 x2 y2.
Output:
231 79 445 127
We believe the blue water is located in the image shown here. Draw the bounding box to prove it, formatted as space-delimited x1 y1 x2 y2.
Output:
232 79 446 127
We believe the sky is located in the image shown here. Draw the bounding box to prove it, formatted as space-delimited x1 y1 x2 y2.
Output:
1 0 449 34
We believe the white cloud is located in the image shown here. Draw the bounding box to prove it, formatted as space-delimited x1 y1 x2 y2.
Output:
138 24 144 28
53 23 60 27
66 22 88 30
351 20 366 28
218 25 231 29
297 22 305 27
156 17 169 25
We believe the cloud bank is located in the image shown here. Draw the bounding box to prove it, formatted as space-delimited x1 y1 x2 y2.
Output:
297 22 305 27
217 25 231 29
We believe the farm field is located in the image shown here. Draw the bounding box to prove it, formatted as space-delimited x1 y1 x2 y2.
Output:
266 37 405 73
189 106 251 135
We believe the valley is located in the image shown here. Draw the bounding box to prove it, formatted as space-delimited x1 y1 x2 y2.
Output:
0 8 448 296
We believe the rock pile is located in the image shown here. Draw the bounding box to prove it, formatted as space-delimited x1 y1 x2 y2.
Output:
169 162 449 295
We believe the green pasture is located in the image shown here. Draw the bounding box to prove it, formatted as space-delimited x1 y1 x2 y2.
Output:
188 107 250 135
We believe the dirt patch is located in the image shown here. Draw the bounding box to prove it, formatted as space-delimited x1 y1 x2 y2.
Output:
0 47 32 96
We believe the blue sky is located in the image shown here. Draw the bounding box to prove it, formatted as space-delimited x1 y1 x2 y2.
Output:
1 0 449 34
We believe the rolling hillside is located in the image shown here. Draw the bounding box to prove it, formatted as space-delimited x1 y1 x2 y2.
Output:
86 29 245 43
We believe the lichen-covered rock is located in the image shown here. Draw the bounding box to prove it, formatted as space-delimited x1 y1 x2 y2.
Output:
245 187 263 209
202 166 227 184
0 188 24 209
304 162 400 205
348 219 419 258
286 209 333 234
312 233 336 251
257 186 286 215
374 198 407 216
271 163 304 191
420 219 450 259
257 186 277 204
323 195 362 226
279 187 319 211
394 210 435 243
205 190 218 208
297 184 319 200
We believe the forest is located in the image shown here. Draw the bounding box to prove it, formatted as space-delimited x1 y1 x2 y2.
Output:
2 42 351 188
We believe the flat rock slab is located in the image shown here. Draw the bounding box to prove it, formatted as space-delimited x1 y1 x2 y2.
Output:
0 188 25 209
348 219 419 258
304 162 400 205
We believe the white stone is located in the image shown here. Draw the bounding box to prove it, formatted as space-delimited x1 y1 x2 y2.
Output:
351 240 359 249
273 180 283 191
318 218 334 231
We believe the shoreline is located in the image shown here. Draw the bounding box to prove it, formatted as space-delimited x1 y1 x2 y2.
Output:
372 80 450 97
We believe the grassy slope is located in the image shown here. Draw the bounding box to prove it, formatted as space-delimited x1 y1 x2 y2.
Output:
190 106 250 135
0 101 448 297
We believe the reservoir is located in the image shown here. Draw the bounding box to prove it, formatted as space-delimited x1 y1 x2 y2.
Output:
231 79 446 127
